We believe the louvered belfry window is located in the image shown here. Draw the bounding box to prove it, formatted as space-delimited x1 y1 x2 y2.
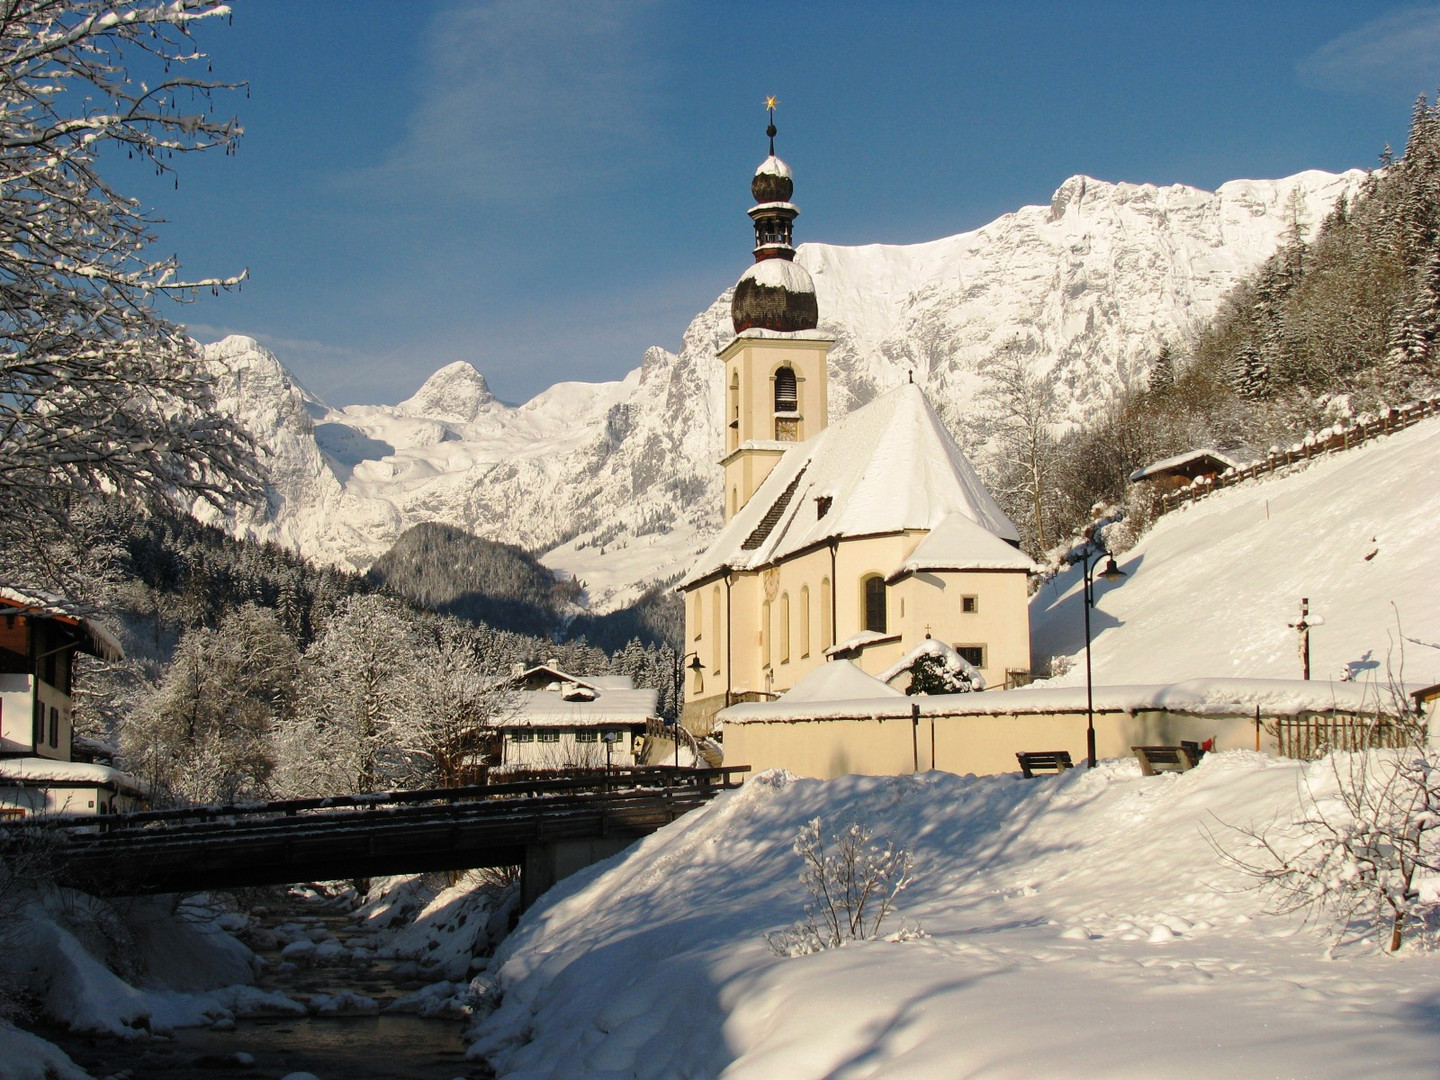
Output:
774 367 799 440
774 367 797 412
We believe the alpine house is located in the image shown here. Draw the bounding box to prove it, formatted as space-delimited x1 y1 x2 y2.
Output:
678 107 1036 732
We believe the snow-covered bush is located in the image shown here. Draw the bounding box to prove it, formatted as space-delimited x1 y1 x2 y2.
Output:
767 818 914 956
1216 732 1440 953
906 651 977 695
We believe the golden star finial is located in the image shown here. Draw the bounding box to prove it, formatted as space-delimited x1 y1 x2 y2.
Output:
764 95 779 111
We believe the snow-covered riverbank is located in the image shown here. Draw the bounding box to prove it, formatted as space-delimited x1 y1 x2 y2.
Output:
469 758 1440 1079
0 871 516 1080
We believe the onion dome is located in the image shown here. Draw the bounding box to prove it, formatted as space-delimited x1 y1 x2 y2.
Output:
752 155 793 204
732 100 818 334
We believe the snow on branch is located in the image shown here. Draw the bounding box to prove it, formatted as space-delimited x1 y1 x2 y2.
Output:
0 0 259 531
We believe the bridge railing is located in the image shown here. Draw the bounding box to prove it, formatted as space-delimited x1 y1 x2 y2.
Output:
2 765 750 834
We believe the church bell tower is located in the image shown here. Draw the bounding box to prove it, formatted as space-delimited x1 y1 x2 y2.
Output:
719 99 833 522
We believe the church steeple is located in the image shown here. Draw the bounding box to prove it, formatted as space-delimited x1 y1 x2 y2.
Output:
731 99 819 334
719 99 832 522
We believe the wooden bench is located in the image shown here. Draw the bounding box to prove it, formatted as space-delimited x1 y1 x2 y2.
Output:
1131 744 1203 776
1016 751 1074 778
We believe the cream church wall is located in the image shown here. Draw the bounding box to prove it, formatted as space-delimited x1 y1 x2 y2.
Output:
683 532 1033 728
724 709 1275 782
892 566 1032 685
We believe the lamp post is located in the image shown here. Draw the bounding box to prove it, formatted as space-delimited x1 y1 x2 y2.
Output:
1081 547 1127 768
671 651 705 768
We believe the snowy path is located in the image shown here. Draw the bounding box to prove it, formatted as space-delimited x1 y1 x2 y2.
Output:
471 758 1440 1079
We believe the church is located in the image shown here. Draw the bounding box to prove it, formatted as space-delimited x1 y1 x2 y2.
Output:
679 112 1036 732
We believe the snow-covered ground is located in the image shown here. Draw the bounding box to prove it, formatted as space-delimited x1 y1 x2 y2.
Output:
470 759 1440 1079
1032 413 1440 689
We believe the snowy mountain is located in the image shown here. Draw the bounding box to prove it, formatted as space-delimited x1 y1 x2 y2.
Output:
1032 413 1440 689
202 169 1365 611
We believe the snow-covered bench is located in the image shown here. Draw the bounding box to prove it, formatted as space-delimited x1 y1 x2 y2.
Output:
1131 744 1204 776
1016 751 1073 778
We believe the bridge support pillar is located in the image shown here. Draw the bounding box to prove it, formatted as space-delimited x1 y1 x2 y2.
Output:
522 837 635 912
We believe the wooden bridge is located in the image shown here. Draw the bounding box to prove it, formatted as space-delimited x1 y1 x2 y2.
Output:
5 767 747 910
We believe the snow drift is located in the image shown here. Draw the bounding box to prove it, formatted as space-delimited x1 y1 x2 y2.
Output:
470 757 1440 1079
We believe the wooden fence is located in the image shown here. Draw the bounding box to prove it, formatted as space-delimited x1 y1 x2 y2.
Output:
1161 396 1440 514
1272 714 1420 760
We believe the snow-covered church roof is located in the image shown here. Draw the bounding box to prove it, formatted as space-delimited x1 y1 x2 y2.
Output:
681 382 1034 586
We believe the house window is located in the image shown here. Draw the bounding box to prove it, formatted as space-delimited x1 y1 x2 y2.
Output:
799 585 811 657
962 595 979 614
537 731 560 744
511 731 535 743
821 577 833 649
863 575 887 635
575 730 598 743
955 644 986 668
49 707 58 747
779 593 791 663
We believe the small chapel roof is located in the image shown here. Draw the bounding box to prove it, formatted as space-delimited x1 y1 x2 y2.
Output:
681 383 1029 586
778 658 903 703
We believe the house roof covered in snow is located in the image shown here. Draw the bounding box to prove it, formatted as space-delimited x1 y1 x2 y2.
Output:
502 687 660 729
1129 448 1239 484
681 383 1026 586
0 587 124 661
510 663 635 695
0 757 149 796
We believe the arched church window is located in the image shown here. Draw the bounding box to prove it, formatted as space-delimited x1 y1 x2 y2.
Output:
779 592 791 663
712 586 722 672
762 599 772 667
863 575 887 635
799 584 811 657
820 577 833 649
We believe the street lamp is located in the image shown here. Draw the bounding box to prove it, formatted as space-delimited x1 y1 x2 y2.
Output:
1081 547 1127 769
671 652 705 768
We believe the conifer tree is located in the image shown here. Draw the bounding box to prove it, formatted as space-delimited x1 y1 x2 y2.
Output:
1147 344 1176 396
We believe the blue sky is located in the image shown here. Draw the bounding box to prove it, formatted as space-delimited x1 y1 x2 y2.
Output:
144 2 1440 407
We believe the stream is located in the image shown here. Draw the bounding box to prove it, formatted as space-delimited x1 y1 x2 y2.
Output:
33 887 497 1080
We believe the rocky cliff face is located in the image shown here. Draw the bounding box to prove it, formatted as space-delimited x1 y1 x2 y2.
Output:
201 169 1366 610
